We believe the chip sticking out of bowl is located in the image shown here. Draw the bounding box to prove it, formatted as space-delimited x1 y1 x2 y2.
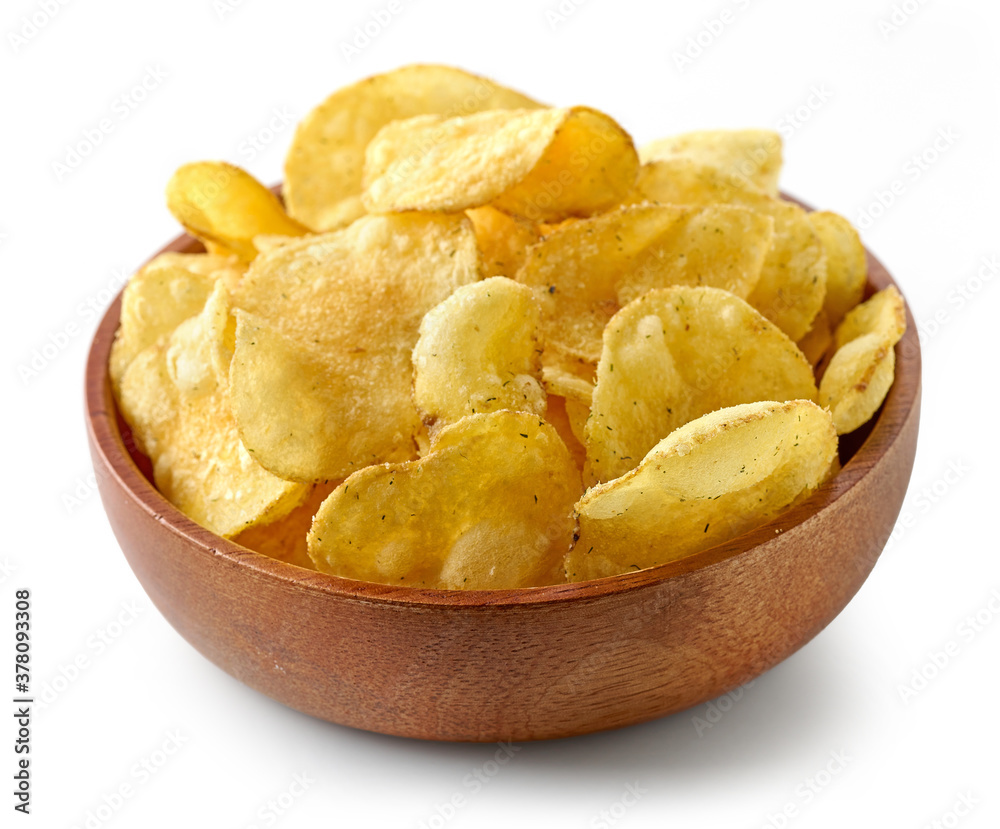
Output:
307 411 580 589
633 158 827 341
514 202 774 384
585 286 817 484
362 106 639 221
228 213 480 482
117 281 309 537
284 64 543 231
412 277 546 431
166 161 309 261
639 128 783 196
568 399 837 581
820 285 907 434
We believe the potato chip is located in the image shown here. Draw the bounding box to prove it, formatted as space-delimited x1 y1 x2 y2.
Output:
229 213 480 482
112 250 246 382
307 411 580 589
541 362 594 405
631 156 764 204
466 205 540 278
640 129 783 196
412 277 546 429
586 287 817 484
567 400 837 580
819 286 906 434
284 65 542 231
141 251 242 277
117 285 308 537
809 211 867 326
233 482 337 570
110 260 217 391
796 307 833 367
141 250 248 296
165 281 234 397
362 106 639 221
166 161 309 261
543 395 587 475
515 202 774 383
832 284 905 351
633 159 826 341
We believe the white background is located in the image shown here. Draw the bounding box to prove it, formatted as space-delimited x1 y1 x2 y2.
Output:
3 0 999 827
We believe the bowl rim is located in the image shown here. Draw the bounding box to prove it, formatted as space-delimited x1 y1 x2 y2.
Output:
85 196 922 609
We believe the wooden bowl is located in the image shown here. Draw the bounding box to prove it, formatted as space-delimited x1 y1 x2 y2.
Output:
85 222 921 742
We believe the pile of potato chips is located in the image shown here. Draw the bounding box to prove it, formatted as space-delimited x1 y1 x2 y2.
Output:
111 64 906 588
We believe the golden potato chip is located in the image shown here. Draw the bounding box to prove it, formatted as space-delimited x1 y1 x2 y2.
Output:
820 286 906 434
634 159 826 341
141 251 242 277
640 129 783 196
466 205 540 278
515 202 774 383
809 211 867 326
165 280 234 397
541 362 594 404
362 106 639 221
110 262 216 391
166 161 309 261
117 286 308 537
251 233 303 255
586 287 817 484
412 277 546 429
796 307 833 367
142 250 248 296
567 400 837 580
233 482 337 570
284 65 542 231
543 395 587 475
229 213 480 482
631 156 764 204
307 411 580 589
832 284 905 351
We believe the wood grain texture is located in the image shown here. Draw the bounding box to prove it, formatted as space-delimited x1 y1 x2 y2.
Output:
85 201 921 742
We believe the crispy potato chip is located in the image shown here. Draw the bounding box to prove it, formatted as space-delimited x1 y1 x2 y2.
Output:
586 287 817 484
166 161 309 261
515 203 774 383
412 277 546 428
284 65 542 231
142 250 248 296
640 129 783 196
251 233 303 255
110 262 217 391
631 156 765 204
118 286 308 537
567 400 837 580
820 286 906 434
466 205 540 278
142 251 243 277
165 281 235 397
541 362 594 403
796 307 833 368
833 284 905 350
307 411 580 589
809 211 867 326
543 395 587 475
233 482 337 569
633 159 826 341
229 213 480 482
362 106 639 221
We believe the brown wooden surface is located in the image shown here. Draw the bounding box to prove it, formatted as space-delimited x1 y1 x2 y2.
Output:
85 213 921 742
